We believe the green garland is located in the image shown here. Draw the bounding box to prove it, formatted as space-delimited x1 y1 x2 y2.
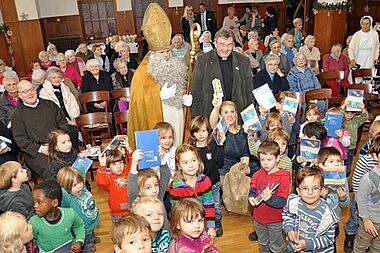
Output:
0 23 9 33
313 1 353 10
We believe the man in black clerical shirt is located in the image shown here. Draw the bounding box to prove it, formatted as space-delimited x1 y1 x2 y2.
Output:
191 28 253 118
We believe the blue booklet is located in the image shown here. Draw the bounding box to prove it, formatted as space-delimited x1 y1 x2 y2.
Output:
72 156 93 175
252 83 277 110
323 166 346 191
212 115 228 146
347 89 364 111
300 139 321 159
324 113 343 138
135 130 161 169
256 182 280 205
240 104 262 135
282 96 299 117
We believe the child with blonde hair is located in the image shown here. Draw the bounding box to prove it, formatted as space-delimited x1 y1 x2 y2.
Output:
0 161 34 220
268 127 292 173
57 167 99 253
0 211 38 253
110 213 152 253
133 197 171 252
169 198 219 252
169 144 216 238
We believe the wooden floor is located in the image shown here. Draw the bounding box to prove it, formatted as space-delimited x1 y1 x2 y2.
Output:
90 176 350 253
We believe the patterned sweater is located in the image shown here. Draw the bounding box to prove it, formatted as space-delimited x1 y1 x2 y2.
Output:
282 194 338 253
168 232 219 253
169 174 215 229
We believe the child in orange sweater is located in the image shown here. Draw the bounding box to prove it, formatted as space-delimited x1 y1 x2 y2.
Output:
96 139 133 223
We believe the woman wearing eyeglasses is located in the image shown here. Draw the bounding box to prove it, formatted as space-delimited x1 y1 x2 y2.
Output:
0 70 19 127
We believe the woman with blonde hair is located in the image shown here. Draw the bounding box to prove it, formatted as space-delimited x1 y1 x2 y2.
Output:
222 6 240 37
280 33 297 67
181 5 195 43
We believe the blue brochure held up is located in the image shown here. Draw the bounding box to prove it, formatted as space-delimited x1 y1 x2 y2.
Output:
324 113 343 138
300 139 321 159
212 115 228 146
252 83 277 110
347 89 364 111
72 156 93 175
135 130 161 169
241 104 262 135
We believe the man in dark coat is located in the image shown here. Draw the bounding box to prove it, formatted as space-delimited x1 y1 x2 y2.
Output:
191 28 253 118
11 80 68 179
195 2 217 37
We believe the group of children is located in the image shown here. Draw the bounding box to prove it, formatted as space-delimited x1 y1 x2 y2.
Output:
0 89 379 253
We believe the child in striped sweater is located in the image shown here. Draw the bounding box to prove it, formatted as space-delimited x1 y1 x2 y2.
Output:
168 144 216 238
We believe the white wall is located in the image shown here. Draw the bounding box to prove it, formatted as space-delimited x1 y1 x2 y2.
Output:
14 0 39 20
37 0 79 18
116 0 132 11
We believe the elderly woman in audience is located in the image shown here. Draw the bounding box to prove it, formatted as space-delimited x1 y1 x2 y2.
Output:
112 58 134 89
264 39 291 75
0 58 12 86
81 59 114 112
90 44 110 72
288 18 307 49
253 54 289 94
38 51 57 70
112 41 139 73
299 35 321 74
171 34 189 61
200 31 214 53
181 5 195 43
47 43 59 62
348 15 379 69
223 7 240 37
56 53 82 90
280 33 297 68
76 42 93 63
65 49 86 76
39 67 80 149
323 43 350 96
0 71 19 127
247 7 261 32
244 39 263 75
244 31 265 53
31 69 47 93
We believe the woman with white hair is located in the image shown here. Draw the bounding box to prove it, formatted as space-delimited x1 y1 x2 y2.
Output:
348 15 379 68
38 51 57 70
181 5 195 43
323 43 350 96
112 58 134 89
298 35 321 74
46 43 59 62
65 49 86 76
280 33 297 67
0 71 19 127
76 42 93 63
171 34 189 60
110 41 139 74
81 59 114 112
222 6 240 37
56 53 82 89
288 18 307 49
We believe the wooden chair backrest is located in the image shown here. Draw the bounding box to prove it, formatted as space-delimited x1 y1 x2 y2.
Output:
305 88 332 111
111 88 130 112
351 68 372 83
114 111 128 135
79 91 110 114
75 112 113 144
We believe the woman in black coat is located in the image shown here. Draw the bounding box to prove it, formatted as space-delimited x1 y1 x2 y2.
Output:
181 5 195 43
81 59 114 113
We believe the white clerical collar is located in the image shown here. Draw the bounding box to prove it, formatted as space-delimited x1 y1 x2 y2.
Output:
23 99 39 108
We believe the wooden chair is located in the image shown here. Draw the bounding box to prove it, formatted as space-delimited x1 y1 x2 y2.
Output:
114 110 128 135
111 88 130 112
319 70 340 87
351 68 372 84
295 92 306 118
79 91 110 114
305 88 332 111
307 59 317 69
76 112 113 179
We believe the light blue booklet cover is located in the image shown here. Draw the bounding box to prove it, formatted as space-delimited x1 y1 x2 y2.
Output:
135 129 161 169
240 104 262 135
212 115 228 146
300 139 321 159
72 156 93 175
252 83 277 110
323 166 346 191
282 96 299 117
324 113 343 138
347 89 364 111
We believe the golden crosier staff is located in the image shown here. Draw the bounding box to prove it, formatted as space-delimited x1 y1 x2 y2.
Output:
183 23 201 143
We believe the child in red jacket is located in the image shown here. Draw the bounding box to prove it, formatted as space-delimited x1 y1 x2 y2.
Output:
96 141 133 223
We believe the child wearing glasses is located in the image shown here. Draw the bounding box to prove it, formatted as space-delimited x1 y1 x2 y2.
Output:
282 167 338 252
